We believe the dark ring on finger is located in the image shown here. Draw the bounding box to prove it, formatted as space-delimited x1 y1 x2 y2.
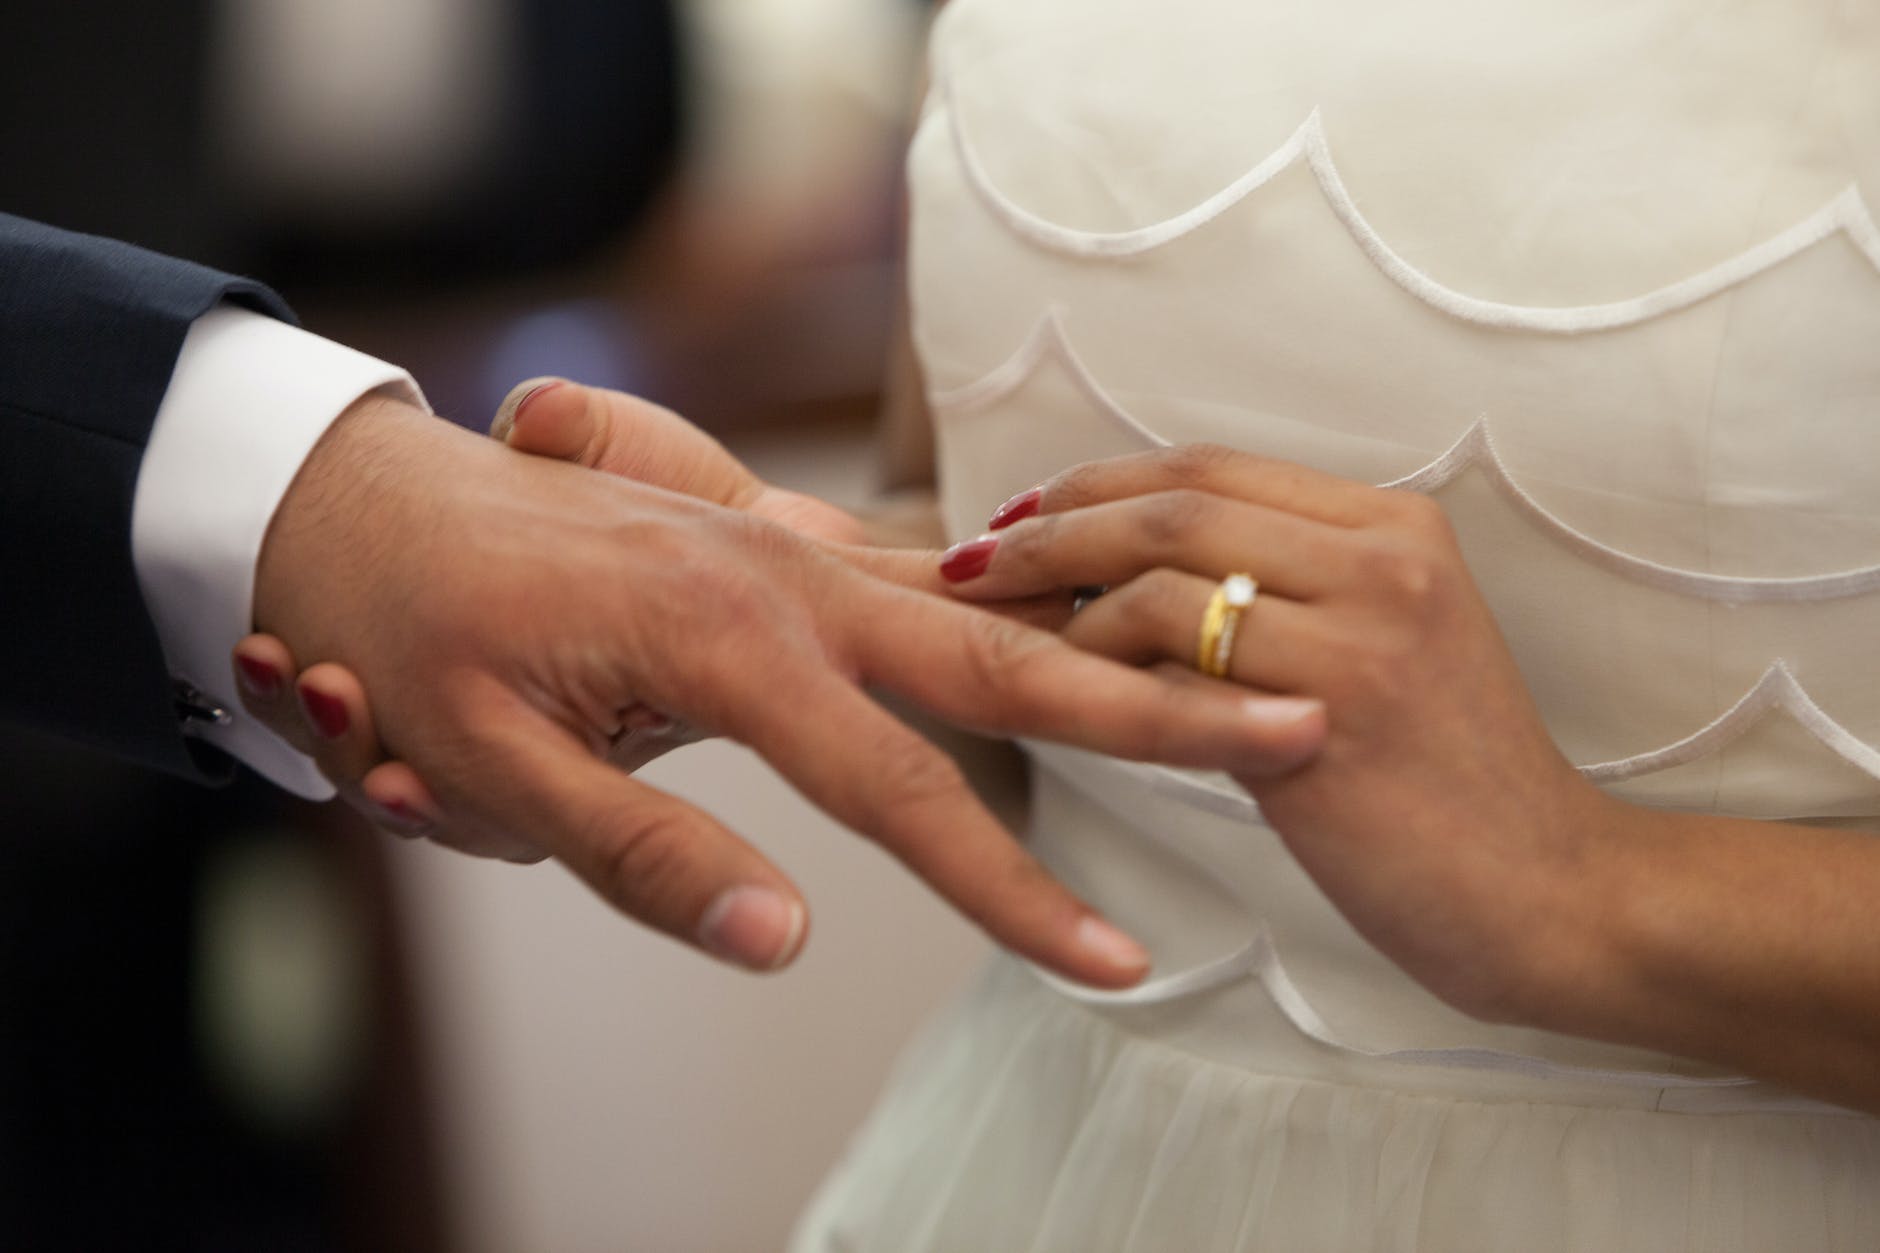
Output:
1071 585 1110 614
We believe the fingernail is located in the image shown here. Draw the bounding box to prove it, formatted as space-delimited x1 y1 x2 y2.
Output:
492 376 567 442
1075 915 1150 975
698 886 806 972
621 703 676 735
299 686 350 739
940 535 999 582
376 799 431 834
235 655 281 698
1244 696 1324 726
988 486 1043 530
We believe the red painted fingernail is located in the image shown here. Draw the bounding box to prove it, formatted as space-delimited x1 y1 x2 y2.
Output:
988 486 1042 530
299 686 350 739
235 655 281 698
378 799 431 832
940 536 998 582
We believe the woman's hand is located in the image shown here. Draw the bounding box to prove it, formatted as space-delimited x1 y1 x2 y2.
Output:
938 444 1626 1022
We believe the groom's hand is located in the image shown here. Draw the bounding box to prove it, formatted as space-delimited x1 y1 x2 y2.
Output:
491 376 869 546
254 395 1325 984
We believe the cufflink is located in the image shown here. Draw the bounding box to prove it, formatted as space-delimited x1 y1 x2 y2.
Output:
172 678 233 730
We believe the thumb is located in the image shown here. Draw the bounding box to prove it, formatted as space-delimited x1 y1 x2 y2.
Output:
475 715 810 972
492 378 767 510
750 486 868 546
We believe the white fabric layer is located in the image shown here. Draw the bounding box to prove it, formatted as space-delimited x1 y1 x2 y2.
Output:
796 0 1880 1245
132 306 426 798
794 961 1880 1253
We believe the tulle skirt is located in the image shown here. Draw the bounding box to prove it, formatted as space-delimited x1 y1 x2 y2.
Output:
790 959 1880 1253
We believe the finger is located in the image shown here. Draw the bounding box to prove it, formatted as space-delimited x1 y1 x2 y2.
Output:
492 376 584 455
232 634 314 752
848 579 1326 776
467 710 811 972
496 378 770 509
834 543 1074 630
715 661 1151 989
356 760 442 833
358 761 549 863
356 760 550 863
1017 443 1384 530
1061 569 1323 694
295 663 387 787
940 492 1350 603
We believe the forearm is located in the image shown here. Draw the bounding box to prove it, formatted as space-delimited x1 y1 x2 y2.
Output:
1523 801 1880 1112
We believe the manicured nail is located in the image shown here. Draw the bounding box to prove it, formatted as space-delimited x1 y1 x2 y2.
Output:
376 799 431 834
698 886 806 972
1244 696 1324 726
988 486 1043 530
621 704 676 735
1075 915 1150 975
299 686 350 739
235 655 281 699
940 535 999 582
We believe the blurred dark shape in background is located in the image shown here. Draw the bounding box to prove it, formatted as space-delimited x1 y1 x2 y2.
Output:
0 4 714 1241
2 0 682 288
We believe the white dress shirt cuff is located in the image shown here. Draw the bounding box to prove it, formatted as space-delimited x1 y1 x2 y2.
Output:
131 305 429 799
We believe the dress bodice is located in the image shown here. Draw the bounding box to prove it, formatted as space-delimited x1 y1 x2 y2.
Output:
916 0 1880 822
911 0 1880 1080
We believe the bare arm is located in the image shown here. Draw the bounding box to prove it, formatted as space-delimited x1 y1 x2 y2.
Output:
939 443 1880 1114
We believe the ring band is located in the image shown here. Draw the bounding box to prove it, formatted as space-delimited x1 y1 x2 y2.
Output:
1195 573 1258 678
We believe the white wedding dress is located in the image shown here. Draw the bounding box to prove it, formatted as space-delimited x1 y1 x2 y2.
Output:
794 0 1880 1247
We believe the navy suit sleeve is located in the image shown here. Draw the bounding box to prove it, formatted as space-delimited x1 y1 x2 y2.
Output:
0 213 294 779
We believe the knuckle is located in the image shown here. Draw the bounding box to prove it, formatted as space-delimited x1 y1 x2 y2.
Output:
1045 461 1104 511
1355 534 1445 610
867 736 971 830
1380 489 1455 542
1126 569 1201 640
589 804 699 917
962 615 1053 690
1160 442 1236 485
995 507 1062 566
1139 489 1214 547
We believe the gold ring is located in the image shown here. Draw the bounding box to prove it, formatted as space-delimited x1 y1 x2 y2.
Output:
1195 573 1258 678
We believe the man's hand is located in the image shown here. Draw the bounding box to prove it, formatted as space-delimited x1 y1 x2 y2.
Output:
249 394 1324 982
491 376 868 546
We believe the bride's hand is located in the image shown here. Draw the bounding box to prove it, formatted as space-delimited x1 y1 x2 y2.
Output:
937 444 1629 1022
232 379 861 852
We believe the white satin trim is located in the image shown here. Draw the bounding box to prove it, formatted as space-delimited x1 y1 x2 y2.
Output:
941 84 1880 333
1578 660 1880 784
1388 423 1880 603
1053 657 1880 806
1025 749 1770 1096
1033 929 1755 1091
932 309 1880 601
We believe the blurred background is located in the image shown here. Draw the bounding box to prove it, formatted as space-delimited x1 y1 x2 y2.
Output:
0 2 996 1249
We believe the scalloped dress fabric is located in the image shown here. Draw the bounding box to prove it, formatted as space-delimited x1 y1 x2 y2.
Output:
792 1 1880 1249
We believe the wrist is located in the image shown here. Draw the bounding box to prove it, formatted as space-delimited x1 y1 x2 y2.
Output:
1495 791 1674 1036
253 391 451 651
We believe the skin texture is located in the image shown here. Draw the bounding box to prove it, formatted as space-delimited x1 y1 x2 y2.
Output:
242 390 1324 981
939 444 1880 1115
250 388 1880 1111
